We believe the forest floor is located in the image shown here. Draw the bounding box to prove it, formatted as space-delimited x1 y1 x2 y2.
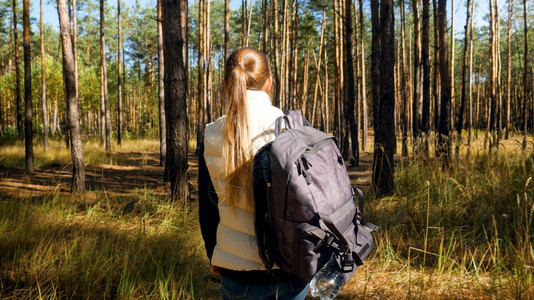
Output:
1 136 533 299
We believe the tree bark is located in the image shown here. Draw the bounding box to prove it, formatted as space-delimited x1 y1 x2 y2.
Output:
224 0 230 63
457 0 471 140
72 0 78 100
505 0 512 139
100 0 111 151
372 0 396 196
437 0 451 167
359 0 368 151
196 0 205 154
422 0 431 149
40 0 49 150
158 0 166 167
522 0 528 150
13 0 22 140
272 0 280 107
411 0 421 140
433 0 441 131
57 0 85 192
450 0 455 130
400 0 409 157
163 0 189 201
23 0 33 172
344 0 359 165
245 0 254 47
117 0 123 145
398 0 409 156
262 0 268 53
468 0 474 147
489 0 497 148
371 0 380 136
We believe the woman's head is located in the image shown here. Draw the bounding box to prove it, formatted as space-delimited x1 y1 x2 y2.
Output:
223 48 272 209
224 47 272 96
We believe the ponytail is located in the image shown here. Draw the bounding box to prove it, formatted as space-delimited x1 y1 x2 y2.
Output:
222 48 271 209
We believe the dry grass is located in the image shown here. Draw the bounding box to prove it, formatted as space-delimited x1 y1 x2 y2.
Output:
0 133 533 299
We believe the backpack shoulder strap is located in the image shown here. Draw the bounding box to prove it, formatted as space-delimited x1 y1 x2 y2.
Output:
274 110 311 136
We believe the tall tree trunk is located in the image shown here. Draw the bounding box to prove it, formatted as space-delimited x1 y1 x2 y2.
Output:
224 0 230 63
158 0 166 166
205 0 211 125
411 0 421 141
289 0 298 108
422 0 431 154
344 0 359 165
245 0 254 47
162 0 189 201
334 0 345 153
241 0 245 46
196 0 204 152
522 0 528 150
72 0 78 99
117 0 123 145
272 0 280 107
373 0 395 196
23 0 33 172
57 0 85 192
489 0 497 148
437 0 451 167
324 44 329 133
359 0 368 151
450 0 455 130
468 0 475 147
13 0 22 140
457 0 471 141
40 0 49 150
262 0 268 53
400 0 408 157
505 0 513 139
371 0 380 136
433 0 441 131
100 0 111 151
495 0 502 142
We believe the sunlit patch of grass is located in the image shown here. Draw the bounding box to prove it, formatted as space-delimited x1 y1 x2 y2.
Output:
350 148 534 298
0 189 216 299
0 138 160 169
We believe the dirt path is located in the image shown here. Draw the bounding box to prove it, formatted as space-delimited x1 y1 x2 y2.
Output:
0 150 374 199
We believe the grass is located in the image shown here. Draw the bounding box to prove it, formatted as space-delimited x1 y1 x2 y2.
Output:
1 134 534 298
0 190 217 299
0 138 160 169
345 143 534 298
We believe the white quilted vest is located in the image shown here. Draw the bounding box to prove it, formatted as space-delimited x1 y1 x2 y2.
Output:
203 90 283 271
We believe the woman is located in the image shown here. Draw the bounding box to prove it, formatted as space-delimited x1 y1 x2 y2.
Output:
198 47 310 299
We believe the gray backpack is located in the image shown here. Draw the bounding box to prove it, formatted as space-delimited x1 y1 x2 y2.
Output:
253 110 378 282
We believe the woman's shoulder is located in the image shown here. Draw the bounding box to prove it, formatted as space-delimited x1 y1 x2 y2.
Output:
205 116 226 134
204 116 226 150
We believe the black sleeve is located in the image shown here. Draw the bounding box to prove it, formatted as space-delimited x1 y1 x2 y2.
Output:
198 143 220 262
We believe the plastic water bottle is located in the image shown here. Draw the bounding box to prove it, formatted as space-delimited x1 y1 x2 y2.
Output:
310 255 346 300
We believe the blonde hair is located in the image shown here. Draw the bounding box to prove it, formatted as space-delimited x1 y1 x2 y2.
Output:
223 47 271 209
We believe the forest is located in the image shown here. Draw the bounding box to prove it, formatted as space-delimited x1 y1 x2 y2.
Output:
0 0 533 298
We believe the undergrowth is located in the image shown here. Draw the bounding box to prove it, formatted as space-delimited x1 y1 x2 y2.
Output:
0 191 216 299
2 137 534 298
358 149 534 298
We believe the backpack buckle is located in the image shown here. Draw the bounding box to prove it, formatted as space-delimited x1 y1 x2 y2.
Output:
341 252 354 272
